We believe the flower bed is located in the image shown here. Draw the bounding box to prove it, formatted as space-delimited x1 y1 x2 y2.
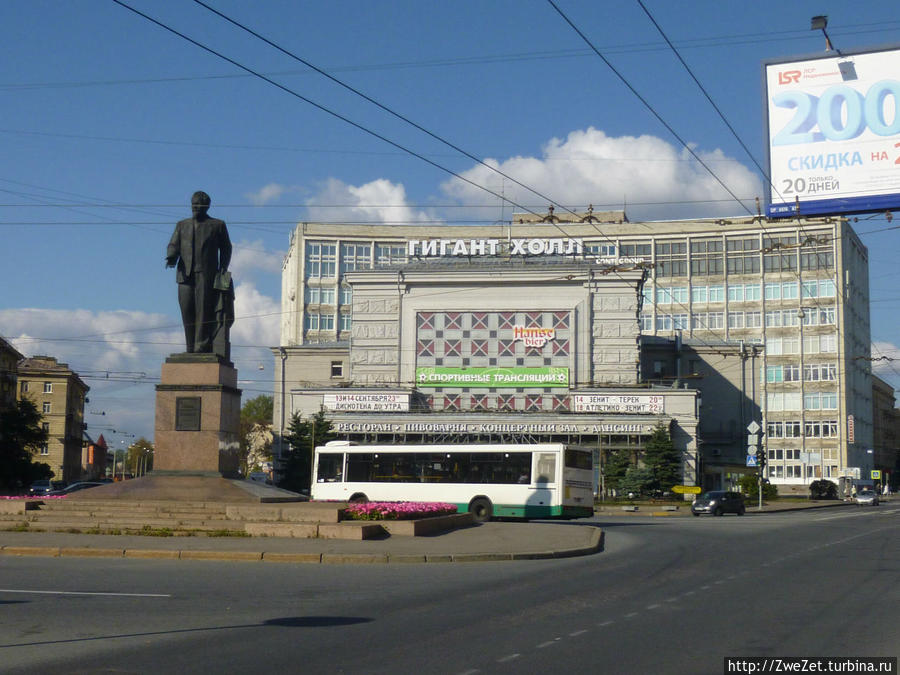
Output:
343 501 458 521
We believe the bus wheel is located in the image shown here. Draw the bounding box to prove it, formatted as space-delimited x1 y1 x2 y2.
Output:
468 497 493 523
348 493 369 504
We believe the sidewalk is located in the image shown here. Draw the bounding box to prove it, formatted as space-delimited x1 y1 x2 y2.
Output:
0 497 872 564
0 520 603 564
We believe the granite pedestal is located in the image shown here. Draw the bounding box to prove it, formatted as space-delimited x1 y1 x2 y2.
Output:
154 353 242 477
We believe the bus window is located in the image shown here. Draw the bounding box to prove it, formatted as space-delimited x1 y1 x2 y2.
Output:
346 453 375 482
565 448 592 470
316 453 344 482
536 453 557 484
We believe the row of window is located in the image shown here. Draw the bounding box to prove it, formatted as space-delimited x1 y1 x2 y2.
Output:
306 242 410 279
766 363 837 383
766 419 840 438
304 286 353 305
766 464 839 479
19 381 53 393
647 280 836 307
642 308 836 332
304 313 352 332
766 334 838 354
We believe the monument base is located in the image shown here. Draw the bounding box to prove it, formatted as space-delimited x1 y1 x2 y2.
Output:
154 353 242 478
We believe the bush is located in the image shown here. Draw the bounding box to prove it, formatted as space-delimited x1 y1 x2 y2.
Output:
809 479 838 500
737 474 778 500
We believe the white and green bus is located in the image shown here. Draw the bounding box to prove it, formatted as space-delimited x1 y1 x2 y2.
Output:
311 442 594 521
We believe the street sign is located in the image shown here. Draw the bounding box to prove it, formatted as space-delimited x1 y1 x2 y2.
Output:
747 434 759 446
747 421 760 435
672 485 702 494
746 455 758 467
872 470 881 480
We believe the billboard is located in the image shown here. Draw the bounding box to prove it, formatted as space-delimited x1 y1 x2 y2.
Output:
415 366 569 388
764 45 900 217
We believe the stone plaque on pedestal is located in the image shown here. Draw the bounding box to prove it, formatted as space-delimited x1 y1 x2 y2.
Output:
154 354 242 477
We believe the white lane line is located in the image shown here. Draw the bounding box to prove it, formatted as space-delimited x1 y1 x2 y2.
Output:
598 620 614 627
700 585 711 590
497 654 520 663
624 612 639 618
569 629 588 637
646 604 661 610
665 597 678 603
458 670 480 675
0 588 171 598
684 591 696 596
714 580 725 585
814 510 884 521
536 638 561 649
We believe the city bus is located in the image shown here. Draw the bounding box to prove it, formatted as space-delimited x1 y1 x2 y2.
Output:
311 442 594 521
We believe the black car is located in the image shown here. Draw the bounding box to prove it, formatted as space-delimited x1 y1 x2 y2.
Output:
691 490 746 516
46 481 103 496
27 479 54 496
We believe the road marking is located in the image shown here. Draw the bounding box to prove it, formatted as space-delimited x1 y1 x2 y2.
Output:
814 510 884 521
598 620 614 627
569 629 588 637
684 590 696 596
624 612 638 618
665 597 678 603
700 585 711 590
0 589 171 598
497 654 520 663
646 604 660 610
537 638 561 649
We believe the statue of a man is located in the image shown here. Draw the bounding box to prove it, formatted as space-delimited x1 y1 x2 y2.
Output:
166 191 234 360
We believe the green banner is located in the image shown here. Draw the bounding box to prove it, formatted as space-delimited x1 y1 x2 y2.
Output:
415 366 569 388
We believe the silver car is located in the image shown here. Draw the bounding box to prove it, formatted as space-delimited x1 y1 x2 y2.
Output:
854 489 879 506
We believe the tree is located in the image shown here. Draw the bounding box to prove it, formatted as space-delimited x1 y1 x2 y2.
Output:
126 438 154 477
0 399 52 492
642 423 682 494
239 395 274 476
603 449 632 496
618 466 655 497
277 409 335 494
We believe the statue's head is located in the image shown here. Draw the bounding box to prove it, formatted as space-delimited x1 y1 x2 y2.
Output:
191 191 211 217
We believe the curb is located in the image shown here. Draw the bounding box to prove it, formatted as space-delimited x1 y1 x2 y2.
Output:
0 528 604 564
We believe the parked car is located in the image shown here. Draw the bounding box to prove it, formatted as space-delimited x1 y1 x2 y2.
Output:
691 490 746 516
46 481 103 496
27 479 54 496
854 489 879 506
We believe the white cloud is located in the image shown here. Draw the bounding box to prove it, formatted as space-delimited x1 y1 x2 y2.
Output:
871 341 900 391
229 239 284 283
440 127 762 221
232 281 280 350
245 182 293 206
306 177 435 225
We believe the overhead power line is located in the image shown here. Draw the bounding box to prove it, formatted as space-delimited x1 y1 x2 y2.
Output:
545 0 754 217
109 0 541 218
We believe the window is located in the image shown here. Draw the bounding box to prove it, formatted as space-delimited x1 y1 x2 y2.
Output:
819 334 837 352
42 402 51 414
728 285 745 302
690 239 723 275
766 337 783 355
330 361 344 378
763 235 798 272
656 314 673 331
305 242 337 278
673 314 688 330
691 313 708 330
671 287 688 304
40 443 49 456
20 381 28 393
339 313 352 331
656 287 672 305
767 365 783 383
708 285 724 303
375 243 407 265
745 311 762 328
804 363 837 381
339 286 353 305
620 243 651 257
639 313 653 332
43 382 52 394
707 312 724 329
340 243 371 273
784 364 801 381
802 306 836 326
726 237 760 274
782 282 799 300
767 392 801 411
655 241 687 277
728 312 744 329
305 287 336 305
586 243 617 256
304 313 335 332
691 286 708 304
765 283 781 300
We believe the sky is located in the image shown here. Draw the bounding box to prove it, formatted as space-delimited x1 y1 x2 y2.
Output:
2 0 900 447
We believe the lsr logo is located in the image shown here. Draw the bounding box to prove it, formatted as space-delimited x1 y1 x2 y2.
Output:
778 70 801 85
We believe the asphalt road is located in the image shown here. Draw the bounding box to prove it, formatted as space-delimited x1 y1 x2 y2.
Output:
1 504 897 674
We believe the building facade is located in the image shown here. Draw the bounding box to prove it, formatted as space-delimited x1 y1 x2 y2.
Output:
17 356 89 483
0 336 23 412
276 211 872 493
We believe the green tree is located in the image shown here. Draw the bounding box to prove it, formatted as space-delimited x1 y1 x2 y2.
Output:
603 449 632 496
239 395 274 475
618 466 655 497
642 423 682 494
0 399 52 492
808 479 837 500
126 438 154 477
277 409 335 494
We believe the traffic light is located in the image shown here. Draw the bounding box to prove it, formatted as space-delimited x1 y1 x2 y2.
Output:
756 449 767 472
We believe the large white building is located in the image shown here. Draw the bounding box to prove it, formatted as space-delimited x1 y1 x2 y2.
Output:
275 210 872 494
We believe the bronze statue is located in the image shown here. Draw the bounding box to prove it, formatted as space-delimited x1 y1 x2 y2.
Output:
166 191 234 360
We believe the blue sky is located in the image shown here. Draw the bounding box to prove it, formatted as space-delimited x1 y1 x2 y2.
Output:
2 0 899 445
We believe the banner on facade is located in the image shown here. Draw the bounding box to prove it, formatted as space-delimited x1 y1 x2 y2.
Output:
323 393 409 412
572 394 664 414
415 366 569 388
